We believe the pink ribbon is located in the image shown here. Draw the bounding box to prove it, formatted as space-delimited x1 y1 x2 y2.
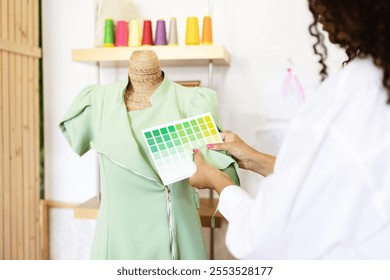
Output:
283 68 305 102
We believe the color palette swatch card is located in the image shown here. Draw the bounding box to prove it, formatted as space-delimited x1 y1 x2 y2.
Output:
142 113 222 185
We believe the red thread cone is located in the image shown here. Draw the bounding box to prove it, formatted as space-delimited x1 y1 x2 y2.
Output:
142 20 153 45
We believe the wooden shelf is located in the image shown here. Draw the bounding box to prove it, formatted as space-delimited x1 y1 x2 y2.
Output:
74 196 224 228
72 45 231 66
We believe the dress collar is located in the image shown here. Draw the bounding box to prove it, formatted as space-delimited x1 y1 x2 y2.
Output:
120 71 170 107
92 75 174 185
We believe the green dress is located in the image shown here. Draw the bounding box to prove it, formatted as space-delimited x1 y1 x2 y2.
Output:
59 74 239 260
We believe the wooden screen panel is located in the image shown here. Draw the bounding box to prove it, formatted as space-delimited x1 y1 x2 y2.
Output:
0 0 41 260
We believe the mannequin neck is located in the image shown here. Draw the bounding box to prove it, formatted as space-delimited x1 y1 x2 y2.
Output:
127 70 163 96
125 50 163 111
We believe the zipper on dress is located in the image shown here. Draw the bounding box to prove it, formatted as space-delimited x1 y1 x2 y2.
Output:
165 185 176 260
91 145 160 184
92 146 176 260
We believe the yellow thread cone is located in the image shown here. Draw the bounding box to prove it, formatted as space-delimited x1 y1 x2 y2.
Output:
185 17 200 45
129 19 141 46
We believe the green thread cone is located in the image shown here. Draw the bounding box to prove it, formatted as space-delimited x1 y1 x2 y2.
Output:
104 18 115 47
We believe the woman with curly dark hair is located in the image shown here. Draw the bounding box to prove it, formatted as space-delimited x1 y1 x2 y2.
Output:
189 0 390 259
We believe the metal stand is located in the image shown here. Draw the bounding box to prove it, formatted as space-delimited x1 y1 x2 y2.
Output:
208 60 215 260
96 61 101 203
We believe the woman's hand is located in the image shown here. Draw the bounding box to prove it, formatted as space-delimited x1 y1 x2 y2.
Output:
189 149 234 195
208 132 276 176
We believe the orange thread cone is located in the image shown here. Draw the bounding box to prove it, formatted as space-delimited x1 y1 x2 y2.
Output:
202 16 213 45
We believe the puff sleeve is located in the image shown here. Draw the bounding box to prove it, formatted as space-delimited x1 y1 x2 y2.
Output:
187 87 223 130
59 85 97 156
188 87 240 186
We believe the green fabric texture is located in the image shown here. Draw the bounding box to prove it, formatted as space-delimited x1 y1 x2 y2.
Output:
59 74 239 260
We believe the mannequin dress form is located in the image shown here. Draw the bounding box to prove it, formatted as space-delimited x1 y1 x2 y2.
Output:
59 50 240 259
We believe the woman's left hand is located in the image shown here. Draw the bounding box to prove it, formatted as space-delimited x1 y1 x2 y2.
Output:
189 149 234 195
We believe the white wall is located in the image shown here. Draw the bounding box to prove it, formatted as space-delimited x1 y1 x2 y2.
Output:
43 0 346 259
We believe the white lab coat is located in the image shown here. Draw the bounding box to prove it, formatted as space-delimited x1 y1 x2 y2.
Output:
219 58 390 259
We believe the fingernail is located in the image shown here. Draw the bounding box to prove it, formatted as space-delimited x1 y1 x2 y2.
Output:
207 144 214 149
193 149 199 154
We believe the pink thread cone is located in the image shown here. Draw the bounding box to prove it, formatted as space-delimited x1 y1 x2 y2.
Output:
115 20 129 46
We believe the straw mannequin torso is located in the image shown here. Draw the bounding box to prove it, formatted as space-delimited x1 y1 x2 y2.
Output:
124 50 163 111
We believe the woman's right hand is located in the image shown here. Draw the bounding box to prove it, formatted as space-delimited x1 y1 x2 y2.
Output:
208 132 276 176
208 132 255 170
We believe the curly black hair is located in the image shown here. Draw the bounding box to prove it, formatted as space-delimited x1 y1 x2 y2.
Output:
308 0 389 103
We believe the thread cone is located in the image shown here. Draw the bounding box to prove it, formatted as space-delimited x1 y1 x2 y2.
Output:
185 17 200 45
202 16 213 45
129 19 141 46
104 18 115 47
155 19 167 45
115 20 128 46
168 17 178 45
142 20 153 45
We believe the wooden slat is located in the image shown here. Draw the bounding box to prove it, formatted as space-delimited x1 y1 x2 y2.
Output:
0 0 3 260
8 0 14 41
0 0 1 36
1 0 7 40
2 51 10 260
33 57 40 260
27 0 35 259
16 54 24 259
22 54 30 259
8 0 19 259
1 0 40 260
0 50 3 261
15 55 24 259
9 58 17 259
40 200 49 260
33 0 40 259
9 61 17 259
15 0 21 43
33 0 38 46
21 0 30 260
21 0 28 45
28 56 36 259
14 0 24 260
27 0 33 46
0 40 41 58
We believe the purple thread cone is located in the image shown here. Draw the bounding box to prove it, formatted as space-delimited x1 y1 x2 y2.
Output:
154 19 167 45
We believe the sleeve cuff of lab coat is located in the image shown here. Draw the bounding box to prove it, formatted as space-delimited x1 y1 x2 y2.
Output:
218 185 253 222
